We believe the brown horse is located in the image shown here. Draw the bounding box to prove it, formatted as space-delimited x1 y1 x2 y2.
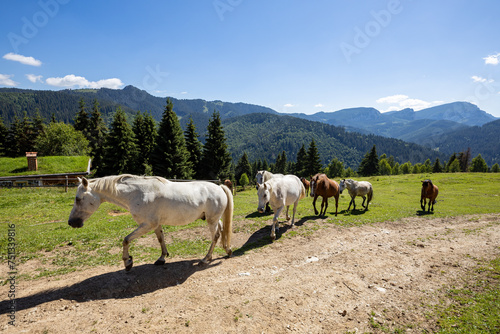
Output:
224 179 233 193
421 179 438 212
310 173 340 216
300 177 310 196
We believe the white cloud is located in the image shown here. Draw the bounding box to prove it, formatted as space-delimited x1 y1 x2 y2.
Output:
376 94 408 104
3 52 42 66
471 75 494 83
376 94 442 111
0 74 18 86
26 74 43 83
483 53 500 65
45 74 123 89
314 103 324 108
283 103 295 108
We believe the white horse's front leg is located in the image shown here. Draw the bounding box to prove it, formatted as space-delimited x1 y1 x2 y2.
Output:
122 223 153 271
285 205 291 221
271 206 284 240
153 225 169 266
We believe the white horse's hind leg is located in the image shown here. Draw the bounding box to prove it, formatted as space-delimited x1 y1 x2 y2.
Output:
201 219 221 264
285 205 291 221
290 201 298 226
153 225 169 265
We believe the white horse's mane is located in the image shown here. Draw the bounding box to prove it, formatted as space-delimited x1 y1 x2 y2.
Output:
88 174 168 195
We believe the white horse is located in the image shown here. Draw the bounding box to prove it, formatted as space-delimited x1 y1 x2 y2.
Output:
255 170 284 212
255 170 284 185
257 175 306 240
68 174 233 271
339 178 373 211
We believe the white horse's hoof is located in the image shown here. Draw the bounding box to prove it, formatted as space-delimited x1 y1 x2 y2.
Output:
154 258 165 266
124 256 133 271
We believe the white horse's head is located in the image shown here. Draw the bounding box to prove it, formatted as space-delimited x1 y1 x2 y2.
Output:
339 179 347 194
257 182 270 213
68 177 101 228
255 171 264 185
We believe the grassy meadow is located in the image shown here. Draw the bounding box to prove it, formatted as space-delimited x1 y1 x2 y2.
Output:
1 172 499 279
0 156 90 176
1 172 499 331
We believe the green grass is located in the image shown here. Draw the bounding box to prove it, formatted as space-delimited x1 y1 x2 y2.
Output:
435 257 500 333
0 172 498 279
0 172 499 330
0 156 90 176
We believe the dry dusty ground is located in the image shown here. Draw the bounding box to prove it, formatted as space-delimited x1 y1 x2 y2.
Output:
1 213 499 333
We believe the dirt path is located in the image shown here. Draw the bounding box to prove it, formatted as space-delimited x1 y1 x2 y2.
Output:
2 214 499 333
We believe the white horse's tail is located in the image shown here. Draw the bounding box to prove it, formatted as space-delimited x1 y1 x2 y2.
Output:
220 184 234 255
367 186 374 203
299 180 306 200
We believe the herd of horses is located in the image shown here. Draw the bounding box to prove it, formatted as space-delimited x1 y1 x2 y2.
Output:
68 172 438 271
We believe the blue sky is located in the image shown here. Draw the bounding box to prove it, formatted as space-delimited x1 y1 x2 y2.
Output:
1 0 500 117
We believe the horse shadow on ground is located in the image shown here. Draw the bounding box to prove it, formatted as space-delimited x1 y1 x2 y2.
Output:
339 209 369 216
0 259 222 315
416 210 435 216
233 214 321 257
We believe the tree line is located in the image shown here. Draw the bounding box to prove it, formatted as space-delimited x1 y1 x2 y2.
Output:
1 98 498 183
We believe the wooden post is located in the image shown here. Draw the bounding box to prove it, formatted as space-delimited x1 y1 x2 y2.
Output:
65 175 68 192
26 152 38 171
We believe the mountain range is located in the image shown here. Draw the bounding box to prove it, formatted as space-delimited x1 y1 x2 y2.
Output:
0 85 498 167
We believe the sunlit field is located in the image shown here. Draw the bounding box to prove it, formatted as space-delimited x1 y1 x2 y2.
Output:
1 173 499 280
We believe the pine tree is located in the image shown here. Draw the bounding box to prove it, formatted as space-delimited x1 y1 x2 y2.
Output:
236 152 252 183
358 145 379 176
326 158 344 178
133 111 157 175
199 110 231 180
74 98 90 136
432 158 443 173
274 150 287 174
470 154 489 172
445 153 457 172
295 144 307 177
184 117 203 179
458 148 471 172
304 139 322 177
100 106 138 176
262 159 269 172
19 111 36 153
88 99 108 175
150 98 191 179
0 116 8 156
5 116 22 157
32 109 45 140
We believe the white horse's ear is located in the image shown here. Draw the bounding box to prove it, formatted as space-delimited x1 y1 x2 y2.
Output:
81 177 89 189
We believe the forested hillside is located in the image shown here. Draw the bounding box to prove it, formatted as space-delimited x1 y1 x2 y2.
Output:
428 119 500 166
223 113 444 168
3 86 497 169
0 86 277 127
